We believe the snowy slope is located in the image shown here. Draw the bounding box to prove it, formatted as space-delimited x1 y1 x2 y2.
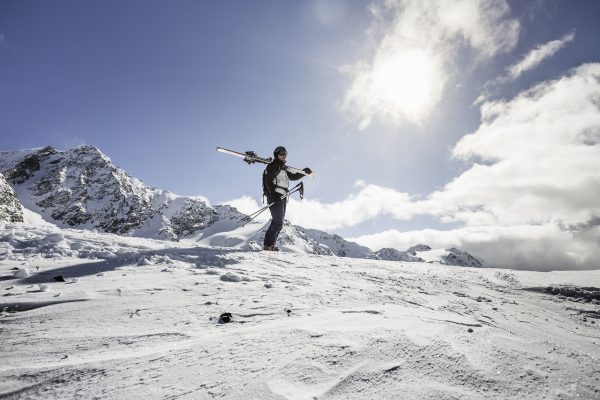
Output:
0 222 598 399
193 219 333 256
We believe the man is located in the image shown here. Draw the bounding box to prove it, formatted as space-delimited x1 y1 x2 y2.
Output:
263 146 312 251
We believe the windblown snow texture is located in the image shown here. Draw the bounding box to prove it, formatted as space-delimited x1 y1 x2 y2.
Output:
0 222 598 399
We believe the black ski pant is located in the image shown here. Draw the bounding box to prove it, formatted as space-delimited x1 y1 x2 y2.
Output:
264 198 286 247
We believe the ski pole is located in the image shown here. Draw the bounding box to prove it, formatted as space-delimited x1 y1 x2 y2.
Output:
240 182 304 227
239 206 270 227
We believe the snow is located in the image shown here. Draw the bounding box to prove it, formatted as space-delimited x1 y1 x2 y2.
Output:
0 147 48 171
414 247 448 263
1 222 599 399
21 207 56 226
13 267 29 278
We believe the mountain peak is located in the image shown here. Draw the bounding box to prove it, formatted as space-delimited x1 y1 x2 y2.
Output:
407 244 432 255
72 144 101 154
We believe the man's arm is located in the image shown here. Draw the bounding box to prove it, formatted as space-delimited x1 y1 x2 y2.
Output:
287 167 311 181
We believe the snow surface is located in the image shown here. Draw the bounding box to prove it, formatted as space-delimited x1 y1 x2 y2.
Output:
1 222 599 399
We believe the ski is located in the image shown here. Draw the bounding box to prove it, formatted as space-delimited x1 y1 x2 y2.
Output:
216 147 313 176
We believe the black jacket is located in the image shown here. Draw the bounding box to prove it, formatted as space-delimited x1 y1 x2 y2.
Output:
263 159 304 201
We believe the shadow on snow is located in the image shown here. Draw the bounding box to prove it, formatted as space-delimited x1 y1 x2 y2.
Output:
12 246 242 284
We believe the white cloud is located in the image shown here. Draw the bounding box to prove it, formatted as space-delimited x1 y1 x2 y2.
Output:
506 31 575 80
350 223 600 271
440 63 600 228
476 31 576 104
343 0 520 125
287 63 600 270
363 63 600 270
286 180 417 230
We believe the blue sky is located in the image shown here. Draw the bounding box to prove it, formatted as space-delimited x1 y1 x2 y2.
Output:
1 0 600 269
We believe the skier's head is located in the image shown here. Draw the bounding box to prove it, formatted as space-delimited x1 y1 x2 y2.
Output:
274 146 287 160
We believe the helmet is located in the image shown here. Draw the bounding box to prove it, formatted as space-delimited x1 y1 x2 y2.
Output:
273 146 287 158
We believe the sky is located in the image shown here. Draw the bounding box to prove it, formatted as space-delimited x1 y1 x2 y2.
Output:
1 0 600 270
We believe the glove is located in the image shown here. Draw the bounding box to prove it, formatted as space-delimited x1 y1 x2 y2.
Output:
303 167 312 175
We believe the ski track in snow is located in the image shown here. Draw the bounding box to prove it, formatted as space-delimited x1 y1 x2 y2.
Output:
1 225 599 399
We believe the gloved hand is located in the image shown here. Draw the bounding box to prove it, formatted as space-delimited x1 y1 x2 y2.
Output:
303 167 312 175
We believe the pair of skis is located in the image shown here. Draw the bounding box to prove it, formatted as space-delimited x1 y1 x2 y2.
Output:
216 147 313 177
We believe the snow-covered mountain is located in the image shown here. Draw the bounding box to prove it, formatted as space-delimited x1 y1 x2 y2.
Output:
408 245 484 268
442 247 484 268
0 145 484 267
0 173 23 223
374 247 424 262
373 244 483 267
0 145 246 241
302 228 375 258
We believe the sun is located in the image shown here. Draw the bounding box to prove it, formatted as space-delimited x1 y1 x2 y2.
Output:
345 46 445 127
369 47 441 123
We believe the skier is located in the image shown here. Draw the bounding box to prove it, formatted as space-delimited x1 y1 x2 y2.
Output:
263 146 311 251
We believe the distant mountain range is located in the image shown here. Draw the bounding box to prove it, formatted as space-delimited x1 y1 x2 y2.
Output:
0 145 483 267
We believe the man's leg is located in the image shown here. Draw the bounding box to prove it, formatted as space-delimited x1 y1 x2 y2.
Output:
264 199 285 248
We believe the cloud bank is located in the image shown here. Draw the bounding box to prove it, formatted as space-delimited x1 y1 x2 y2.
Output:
291 63 600 270
349 224 600 271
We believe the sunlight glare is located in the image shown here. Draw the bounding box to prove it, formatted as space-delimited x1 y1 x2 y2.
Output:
370 48 440 123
